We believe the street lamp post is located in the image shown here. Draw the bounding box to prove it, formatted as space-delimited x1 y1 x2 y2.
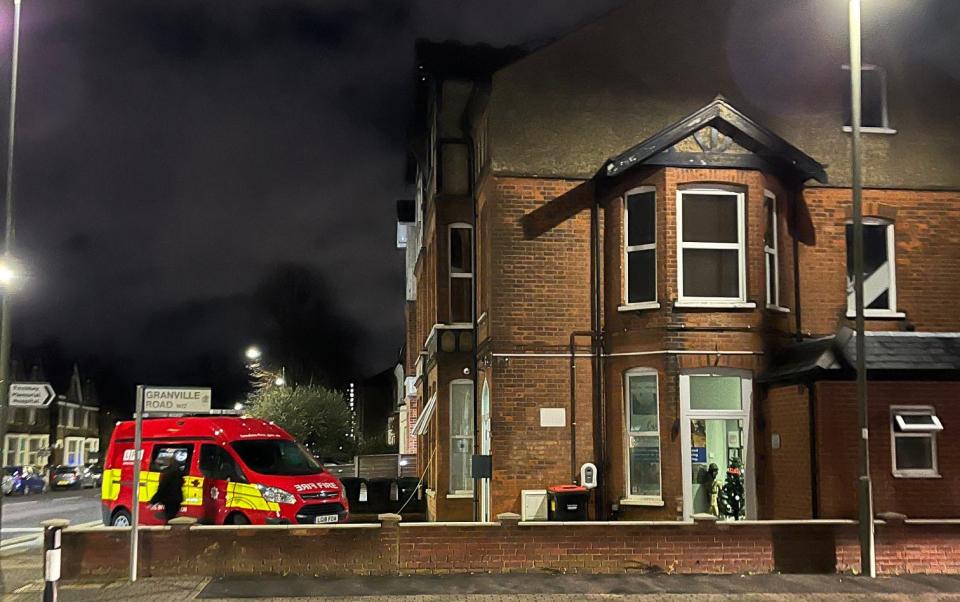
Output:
848 0 876 578
0 0 23 531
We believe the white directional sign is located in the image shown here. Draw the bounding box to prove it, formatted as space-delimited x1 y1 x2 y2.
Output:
142 386 212 414
9 382 56 407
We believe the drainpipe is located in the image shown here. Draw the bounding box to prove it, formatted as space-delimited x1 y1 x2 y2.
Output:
792 191 804 342
590 198 606 520
807 382 820 518
569 331 595 484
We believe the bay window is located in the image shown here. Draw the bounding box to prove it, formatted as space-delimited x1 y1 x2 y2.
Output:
449 380 474 495
764 190 781 309
623 187 657 308
677 188 746 305
624 369 662 503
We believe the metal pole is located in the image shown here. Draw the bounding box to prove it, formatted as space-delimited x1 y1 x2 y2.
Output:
849 0 876 578
129 385 144 582
0 0 23 532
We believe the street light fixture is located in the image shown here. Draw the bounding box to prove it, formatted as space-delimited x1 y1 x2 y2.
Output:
0 258 17 286
244 345 262 362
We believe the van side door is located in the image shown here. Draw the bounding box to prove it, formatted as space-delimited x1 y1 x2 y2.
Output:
199 444 247 524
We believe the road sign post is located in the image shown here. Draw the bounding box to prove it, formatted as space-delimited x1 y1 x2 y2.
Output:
129 385 211 582
9 382 56 407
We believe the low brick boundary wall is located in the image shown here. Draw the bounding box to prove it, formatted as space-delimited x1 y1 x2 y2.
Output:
56 514 960 581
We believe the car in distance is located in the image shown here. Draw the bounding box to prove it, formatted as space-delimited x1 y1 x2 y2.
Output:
51 465 84 490
3 466 46 495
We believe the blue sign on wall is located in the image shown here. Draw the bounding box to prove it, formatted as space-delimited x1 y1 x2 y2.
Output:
690 447 707 463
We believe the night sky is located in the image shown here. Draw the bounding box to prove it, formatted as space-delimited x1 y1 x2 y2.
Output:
0 1 621 411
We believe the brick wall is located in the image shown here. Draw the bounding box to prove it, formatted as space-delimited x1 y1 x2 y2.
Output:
798 188 960 335
487 355 595 518
758 385 813 519
815 381 960 519
57 516 960 580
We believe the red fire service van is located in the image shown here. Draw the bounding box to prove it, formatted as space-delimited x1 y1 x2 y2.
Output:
101 416 348 526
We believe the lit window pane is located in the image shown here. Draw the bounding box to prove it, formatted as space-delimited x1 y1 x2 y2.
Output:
449 383 474 493
628 375 658 432
689 376 741 411
895 437 933 470
683 249 740 298
846 223 892 310
682 194 738 243
628 435 661 497
627 191 655 246
627 249 655 303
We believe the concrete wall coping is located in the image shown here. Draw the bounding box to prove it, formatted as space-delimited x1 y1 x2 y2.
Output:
400 521 500 528
516 519 858 527
190 523 381 531
904 519 960 525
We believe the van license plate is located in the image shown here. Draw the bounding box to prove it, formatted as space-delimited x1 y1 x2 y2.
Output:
314 515 338 524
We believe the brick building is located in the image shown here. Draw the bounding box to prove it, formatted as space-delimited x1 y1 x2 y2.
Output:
395 1 960 522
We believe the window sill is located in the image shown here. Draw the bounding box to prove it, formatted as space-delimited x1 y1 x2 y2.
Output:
893 472 941 479
674 301 756 310
766 305 791 314
618 302 661 312
619 497 665 507
842 126 898 135
446 492 474 499
846 310 906 320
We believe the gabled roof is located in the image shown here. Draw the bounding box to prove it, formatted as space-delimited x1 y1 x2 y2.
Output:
599 97 827 185
759 328 960 385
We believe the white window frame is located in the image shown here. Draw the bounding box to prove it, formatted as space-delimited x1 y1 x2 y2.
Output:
448 379 474 496
890 405 941 479
621 187 659 311
845 217 902 318
622 368 663 506
763 190 785 310
841 64 897 135
676 187 750 307
448 223 473 325
64 436 85 466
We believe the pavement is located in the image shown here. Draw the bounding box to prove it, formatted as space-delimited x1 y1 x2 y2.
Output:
5 555 960 602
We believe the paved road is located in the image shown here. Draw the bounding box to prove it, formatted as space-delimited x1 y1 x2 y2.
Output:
1 487 101 541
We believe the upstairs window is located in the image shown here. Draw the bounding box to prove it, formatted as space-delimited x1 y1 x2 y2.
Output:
677 188 746 305
623 187 657 307
891 406 942 478
763 191 781 309
842 65 893 132
845 218 898 317
449 224 473 323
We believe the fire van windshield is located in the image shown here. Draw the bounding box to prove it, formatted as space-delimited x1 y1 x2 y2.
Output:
230 439 324 476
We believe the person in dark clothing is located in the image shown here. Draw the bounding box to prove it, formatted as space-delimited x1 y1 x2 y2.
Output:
150 461 184 523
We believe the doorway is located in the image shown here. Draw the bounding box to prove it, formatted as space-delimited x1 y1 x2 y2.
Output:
679 369 756 520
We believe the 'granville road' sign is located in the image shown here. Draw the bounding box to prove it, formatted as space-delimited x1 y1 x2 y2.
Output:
142 387 212 414
9 382 56 407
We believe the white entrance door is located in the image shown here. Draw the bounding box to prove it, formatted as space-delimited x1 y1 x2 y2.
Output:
479 380 492 522
679 369 756 521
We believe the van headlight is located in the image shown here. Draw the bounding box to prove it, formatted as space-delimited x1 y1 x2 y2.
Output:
255 484 296 505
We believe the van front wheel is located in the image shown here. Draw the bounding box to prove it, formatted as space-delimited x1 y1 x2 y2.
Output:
111 509 132 527
227 513 250 525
